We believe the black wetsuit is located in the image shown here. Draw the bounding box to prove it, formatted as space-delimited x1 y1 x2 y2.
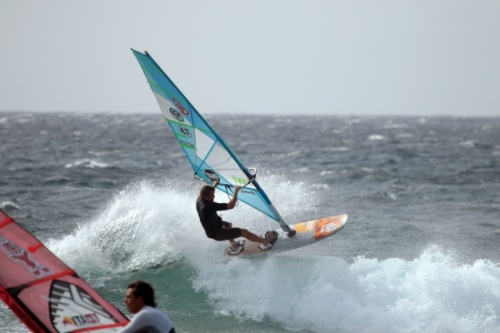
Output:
196 198 242 241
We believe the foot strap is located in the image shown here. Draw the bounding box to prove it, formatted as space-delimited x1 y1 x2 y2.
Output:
259 243 273 251
234 239 245 247
265 230 278 244
228 244 244 255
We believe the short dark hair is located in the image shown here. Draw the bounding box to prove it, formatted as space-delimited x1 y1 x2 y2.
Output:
127 280 157 307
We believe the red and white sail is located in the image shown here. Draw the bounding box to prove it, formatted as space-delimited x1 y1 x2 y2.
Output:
0 209 129 332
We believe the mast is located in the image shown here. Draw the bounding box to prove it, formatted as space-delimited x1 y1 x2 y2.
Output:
271 204 296 236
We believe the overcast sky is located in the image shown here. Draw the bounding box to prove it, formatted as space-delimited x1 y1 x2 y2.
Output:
1 0 499 116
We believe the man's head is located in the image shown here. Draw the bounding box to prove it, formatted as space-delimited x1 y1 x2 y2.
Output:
124 280 157 314
199 185 215 202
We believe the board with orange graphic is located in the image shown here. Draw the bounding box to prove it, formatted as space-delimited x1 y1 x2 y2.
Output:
225 214 348 256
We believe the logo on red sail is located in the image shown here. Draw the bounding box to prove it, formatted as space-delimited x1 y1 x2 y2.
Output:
50 281 115 331
0 236 53 278
62 313 100 327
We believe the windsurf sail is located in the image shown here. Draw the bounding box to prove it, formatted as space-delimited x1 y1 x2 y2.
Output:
0 209 129 332
132 49 294 234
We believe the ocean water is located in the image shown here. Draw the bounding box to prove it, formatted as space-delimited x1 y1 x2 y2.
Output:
1 111 500 333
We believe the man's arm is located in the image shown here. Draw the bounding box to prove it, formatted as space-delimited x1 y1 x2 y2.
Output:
227 186 241 209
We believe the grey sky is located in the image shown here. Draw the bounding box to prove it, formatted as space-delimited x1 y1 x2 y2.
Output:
1 0 499 116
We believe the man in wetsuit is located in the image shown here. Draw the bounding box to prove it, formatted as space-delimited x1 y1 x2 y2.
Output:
196 179 272 254
120 280 175 333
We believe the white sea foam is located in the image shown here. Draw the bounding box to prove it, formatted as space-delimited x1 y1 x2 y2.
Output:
189 246 500 333
0 201 20 210
46 174 311 270
47 179 199 273
368 134 386 141
459 140 475 148
64 159 109 169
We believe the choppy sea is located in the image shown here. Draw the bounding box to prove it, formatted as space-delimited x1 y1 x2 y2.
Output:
1 111 500 333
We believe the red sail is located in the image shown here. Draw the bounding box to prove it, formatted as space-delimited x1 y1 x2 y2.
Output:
0 209 129 332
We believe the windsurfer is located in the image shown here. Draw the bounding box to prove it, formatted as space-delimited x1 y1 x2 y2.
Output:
120 280 175 333
196 180 273 254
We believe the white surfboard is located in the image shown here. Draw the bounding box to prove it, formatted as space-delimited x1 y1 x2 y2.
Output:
225 214 348 256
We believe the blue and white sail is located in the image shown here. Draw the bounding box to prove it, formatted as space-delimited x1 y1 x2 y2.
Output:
132 49 293 233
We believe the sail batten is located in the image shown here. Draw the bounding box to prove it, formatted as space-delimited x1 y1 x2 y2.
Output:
132 49 292 231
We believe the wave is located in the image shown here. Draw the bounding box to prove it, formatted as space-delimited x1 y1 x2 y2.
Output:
0 201 20 210
46 174 314 272
64 159 110 169
189 246 500 333
44 178 500 333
